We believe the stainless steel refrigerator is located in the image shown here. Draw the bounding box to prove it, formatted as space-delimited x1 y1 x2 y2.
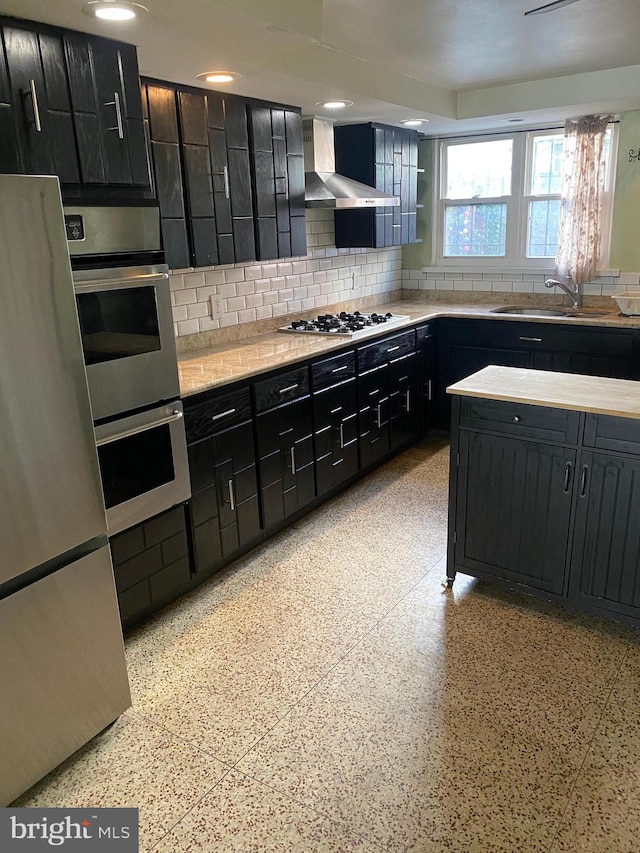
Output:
0 175 131 806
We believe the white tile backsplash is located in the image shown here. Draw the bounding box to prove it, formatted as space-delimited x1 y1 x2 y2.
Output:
169 210 404 337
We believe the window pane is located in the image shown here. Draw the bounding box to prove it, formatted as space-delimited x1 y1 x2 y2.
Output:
530 134 563 195
444 204 507 256
445 140 512 199
527 199 560 257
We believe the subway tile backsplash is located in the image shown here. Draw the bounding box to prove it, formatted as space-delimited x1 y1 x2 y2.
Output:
401 268 628 296
170 210 403 337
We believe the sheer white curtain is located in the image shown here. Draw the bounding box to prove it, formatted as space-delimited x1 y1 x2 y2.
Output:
555 114 611 285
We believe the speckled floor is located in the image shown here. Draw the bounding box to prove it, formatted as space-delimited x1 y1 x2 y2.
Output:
13 439 640 852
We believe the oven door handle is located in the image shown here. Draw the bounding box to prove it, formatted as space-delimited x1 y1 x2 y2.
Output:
96 409 183 446
75 272 169 292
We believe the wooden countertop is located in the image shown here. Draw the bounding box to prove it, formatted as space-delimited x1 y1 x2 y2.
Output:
178 298 638 398
447 365 640 420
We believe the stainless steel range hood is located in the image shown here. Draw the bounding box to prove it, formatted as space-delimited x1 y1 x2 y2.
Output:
303 117 400 209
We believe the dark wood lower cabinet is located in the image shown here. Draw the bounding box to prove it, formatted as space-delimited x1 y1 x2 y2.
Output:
312 378 358 496
449 394 640 628
110 504 192 629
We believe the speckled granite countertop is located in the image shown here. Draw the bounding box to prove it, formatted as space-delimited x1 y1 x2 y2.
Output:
178 298 640 398
447 364 640 419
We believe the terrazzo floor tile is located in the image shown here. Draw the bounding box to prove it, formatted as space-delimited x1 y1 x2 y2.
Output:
549 688 640 852
153 770 384 852
11 710 227 851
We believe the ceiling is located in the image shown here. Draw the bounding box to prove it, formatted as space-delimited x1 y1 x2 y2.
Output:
2 0 640 135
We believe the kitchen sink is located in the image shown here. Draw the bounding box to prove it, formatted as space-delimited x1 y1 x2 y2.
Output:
491 306 568 317
491 306 610 319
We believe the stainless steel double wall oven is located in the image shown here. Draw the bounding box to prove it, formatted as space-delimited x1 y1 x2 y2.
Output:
67 205 190 536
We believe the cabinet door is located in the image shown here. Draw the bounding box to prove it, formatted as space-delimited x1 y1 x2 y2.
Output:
312 378 359 496
188 419 260 579
66 34 148 186
454 431 575 595
0 31 19 173
256 396 315 530
4 26 79 182
358 365 390 469
570 451 640 619
417 328 435 435
249 103 306 260
389 351 418 451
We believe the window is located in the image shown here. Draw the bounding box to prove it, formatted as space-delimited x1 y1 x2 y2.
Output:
436 127 616 268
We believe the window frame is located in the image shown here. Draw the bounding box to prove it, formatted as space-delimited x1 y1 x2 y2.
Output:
433 124 618 272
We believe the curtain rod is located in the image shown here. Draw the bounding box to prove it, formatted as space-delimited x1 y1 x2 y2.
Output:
421 119 620 142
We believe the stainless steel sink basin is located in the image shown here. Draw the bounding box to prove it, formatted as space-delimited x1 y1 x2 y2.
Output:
491 306 568 317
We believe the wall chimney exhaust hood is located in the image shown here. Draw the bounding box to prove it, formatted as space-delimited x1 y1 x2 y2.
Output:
303 117 400 209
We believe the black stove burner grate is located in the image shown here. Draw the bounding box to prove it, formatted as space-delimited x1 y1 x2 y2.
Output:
284 310 405 336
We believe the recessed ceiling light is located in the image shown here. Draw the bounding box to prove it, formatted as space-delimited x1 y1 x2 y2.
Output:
316 100 353 110
81 1 148 21
505 118 525 123
401 119 428 126
196 71 240 84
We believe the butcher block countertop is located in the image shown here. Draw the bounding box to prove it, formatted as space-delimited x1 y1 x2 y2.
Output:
177 297 639 398
447 365 640 420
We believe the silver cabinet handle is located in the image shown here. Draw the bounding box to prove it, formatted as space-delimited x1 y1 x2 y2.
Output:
513 415 521 423
563 461 572 493
339 423 345 449
579 464 589 497
279 383 299 394
427 378 432 401
96 409 183 446
406 389 411 412
290 446 296 475
387 345 400 353
211 408 236 422
519 336 542 343
331 365 348 373
376 404 382 429
28 79 42 132
223 164 230 199
106 91 124 139
228 479 235 511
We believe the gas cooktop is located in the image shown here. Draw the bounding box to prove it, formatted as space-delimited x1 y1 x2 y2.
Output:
279 311 410 339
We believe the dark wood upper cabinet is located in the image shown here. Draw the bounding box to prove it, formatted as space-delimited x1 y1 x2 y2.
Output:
247 103 306 260
3 25 79 182
333 122 419 249
143 76 306 268
0 15 150 191
64 32 149 186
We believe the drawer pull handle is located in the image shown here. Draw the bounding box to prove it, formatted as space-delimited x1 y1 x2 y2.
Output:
387 345 400 353
519 336 543 343
339 423 345 449
563 461 572 493
579 464 589 497
228 479 235 512
406 389 411 412
279 383 299 394
223 164 230 199
290 446 296 475
211 408 236 422
427 378 433 400
376 403 382 429
331 365 348 373
513 415 521 423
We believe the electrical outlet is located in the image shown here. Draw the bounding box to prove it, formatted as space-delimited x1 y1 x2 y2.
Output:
211 294 224 318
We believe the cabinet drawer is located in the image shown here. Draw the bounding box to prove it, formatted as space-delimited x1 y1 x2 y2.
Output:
357 329 416 372
184 387 251 443
583 413 640 454
416 322 433 346
459 398 580 444
253 366 309 412
311 350 356 390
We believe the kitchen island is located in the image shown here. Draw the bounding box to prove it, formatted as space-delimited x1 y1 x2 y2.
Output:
446 365 640 628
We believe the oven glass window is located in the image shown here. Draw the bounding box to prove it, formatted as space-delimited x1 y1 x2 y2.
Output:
76 286 161 365
98 424 175 509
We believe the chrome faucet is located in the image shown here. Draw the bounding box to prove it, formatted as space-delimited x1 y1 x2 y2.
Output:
544 278 582 309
